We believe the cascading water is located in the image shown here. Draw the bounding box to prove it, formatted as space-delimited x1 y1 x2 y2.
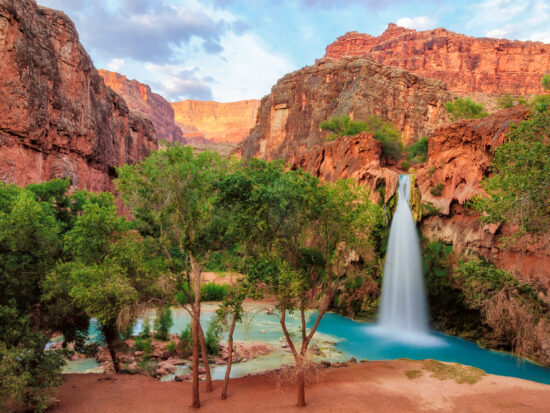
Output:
378 174 429 335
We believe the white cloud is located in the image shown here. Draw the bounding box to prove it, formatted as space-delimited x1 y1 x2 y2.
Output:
106 58 125 72
396 16 436 31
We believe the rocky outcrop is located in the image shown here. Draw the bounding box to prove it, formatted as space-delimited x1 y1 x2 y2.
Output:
0 0 157 193
325 24 550 96
415 106 550 290
290 132 398 205
98 69 184 144
241 56 452 160
171 99 259 143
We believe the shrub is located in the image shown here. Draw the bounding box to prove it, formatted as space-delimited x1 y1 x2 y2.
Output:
178 325 192 358
154 307 173 341
201 282 229 301
134 337 153 355
319 115 368 140
542 74 550 90
496 94 516 109
405 136 429 163
205 318 223 355
400 160 410 171
165 341 177 355
427 166 436 177
139 318 151 339
445 97 489 121
430 183 444 196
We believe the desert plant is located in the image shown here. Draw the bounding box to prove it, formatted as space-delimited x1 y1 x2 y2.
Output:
542 74 550 90
496 94 516 109
405 136 429 163
400 160 410 171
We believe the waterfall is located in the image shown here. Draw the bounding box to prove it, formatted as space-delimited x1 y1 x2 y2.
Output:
378 174 429 335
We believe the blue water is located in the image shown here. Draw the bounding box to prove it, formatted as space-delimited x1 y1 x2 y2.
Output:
312 312 550 385
73 306 550 385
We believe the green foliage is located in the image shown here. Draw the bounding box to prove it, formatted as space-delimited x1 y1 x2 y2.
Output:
496 94 516 109
405 136 429 163
430 183 444 196
134 337 153 355
445 97 489 121
165 340 177 355
472 109 550 233
542 74 550 90
530 94 550 113
427 166 436 176
421 202 441 217
201 283 229 301
400 160 410 171
153 307 173 341
140 318 151 339
178 325 193 358
205 319 223 355
320 115 403 159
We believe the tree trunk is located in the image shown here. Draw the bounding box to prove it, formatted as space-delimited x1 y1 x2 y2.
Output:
191 256 201 408
296 362 306 407
103 325 120 374
221 315 237 400
199 324 213 392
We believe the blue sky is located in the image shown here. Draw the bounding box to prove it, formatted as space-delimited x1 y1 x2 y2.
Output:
39 0 550 102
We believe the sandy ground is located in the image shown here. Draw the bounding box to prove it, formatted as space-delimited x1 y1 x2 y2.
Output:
51 360 550 412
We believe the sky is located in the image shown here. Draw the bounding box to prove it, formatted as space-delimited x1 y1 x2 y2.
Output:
39 0 550 103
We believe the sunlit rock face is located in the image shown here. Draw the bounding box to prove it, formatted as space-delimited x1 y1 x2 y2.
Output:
241 56 452 161
415 106 550 290
0 0 157 192
99 69 184 145
289 132 398 205
325 23 550 96
171 100 260 144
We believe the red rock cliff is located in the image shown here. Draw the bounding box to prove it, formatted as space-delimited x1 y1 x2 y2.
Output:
99 69 184 145
415 106 550 290
325 24 550 95
241 56 452 160
171 99 260 144
0 0 157 193
290 132 399 205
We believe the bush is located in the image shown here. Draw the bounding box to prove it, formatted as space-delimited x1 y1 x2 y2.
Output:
430 183 444 196
165 341 177 355
153 307 173 341
201 283 229 301
319 115 368 140
139 318 151 339
178 325 192 358
405 136 429 163
134 338 153 355
542 74 550 90
496 94 516 109
205 319 223 356
400 160 410 171
445 97 489 121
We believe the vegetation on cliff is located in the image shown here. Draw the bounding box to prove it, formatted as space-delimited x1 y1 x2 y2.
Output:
445 97 489 121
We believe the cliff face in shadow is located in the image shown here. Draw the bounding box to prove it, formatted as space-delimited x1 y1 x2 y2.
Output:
0 0 157 192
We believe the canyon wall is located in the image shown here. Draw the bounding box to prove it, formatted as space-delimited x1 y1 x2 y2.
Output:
325 24 550 96
0 0 157 193
414 106 550 290
241 56 452 160
171 99 259 143
98 69 184 144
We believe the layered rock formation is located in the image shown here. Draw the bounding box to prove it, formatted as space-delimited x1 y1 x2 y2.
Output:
325 24 550 96
0 0 157 193
290 132 398 205
171 99 259 143
98 69 184 144
241 56 452 160
414 106 550 290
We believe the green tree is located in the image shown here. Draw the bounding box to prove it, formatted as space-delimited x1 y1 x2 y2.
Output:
154 307 174 341
472 108 550 233
219 160 383 406
116 145 231 407
49 195 165 373
445 97 489 121
542 74 550 90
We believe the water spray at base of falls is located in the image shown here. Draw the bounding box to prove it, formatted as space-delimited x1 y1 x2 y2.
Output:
375 174 436 344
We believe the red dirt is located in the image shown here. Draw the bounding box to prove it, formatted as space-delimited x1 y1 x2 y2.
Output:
51 360 549 412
